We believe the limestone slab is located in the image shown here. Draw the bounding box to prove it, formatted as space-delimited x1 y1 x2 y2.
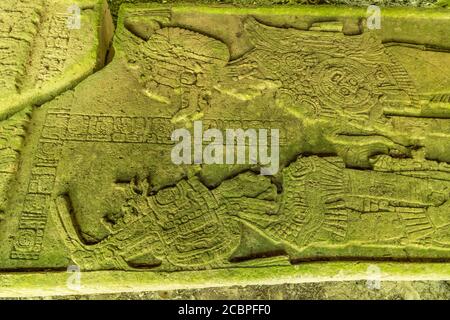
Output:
0 4 450 298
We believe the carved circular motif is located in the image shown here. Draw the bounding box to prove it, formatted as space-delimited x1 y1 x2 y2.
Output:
313 58 376 114
16 229 36 249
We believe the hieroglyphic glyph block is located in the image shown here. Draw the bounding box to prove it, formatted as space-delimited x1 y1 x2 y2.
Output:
0 0 113 229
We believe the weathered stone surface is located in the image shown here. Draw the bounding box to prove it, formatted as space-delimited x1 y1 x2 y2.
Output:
0 0 114 120
0 3 450 299
0 0 114 226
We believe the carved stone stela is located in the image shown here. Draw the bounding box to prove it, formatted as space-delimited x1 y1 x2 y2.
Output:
1 2 450 278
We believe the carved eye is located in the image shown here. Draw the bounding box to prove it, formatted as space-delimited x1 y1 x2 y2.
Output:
180 71 196 85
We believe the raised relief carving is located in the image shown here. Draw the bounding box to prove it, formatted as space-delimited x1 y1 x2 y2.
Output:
1 5 450 273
